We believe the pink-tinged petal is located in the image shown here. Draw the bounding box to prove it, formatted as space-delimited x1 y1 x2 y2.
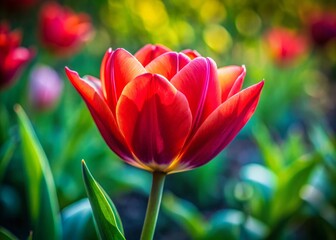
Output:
145 52 190 80
116 73 192 170
218 65 246 102
181 49 202 59
134 44 171 66
171 57 221 133
65 67 143 168
102 48 146 114
170 81 264 172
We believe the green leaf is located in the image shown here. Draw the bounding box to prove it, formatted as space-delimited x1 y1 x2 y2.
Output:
206 209 268 240
162 192 207 239
62 198 98 240
15 105 61 240
240 164 276 221
252 124 282 173
271 154 319 224
0 227 19 240
301 185 336 229
0 138 15 182
81 160 125 240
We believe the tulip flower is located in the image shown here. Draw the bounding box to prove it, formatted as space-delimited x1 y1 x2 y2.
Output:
265 27 308 67
38 2 93 57
0 23 34 90
29 65 63 111
66 44 263 239
66 44 263 173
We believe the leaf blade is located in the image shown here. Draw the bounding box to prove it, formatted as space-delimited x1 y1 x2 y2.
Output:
81 160 125 240
15 105 61 240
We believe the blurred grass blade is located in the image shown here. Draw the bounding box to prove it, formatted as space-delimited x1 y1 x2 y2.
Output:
162 192 207 239
81 160 125 240
253 124 282 173
0 139 15 182
15 105 61 240
0 227 19 240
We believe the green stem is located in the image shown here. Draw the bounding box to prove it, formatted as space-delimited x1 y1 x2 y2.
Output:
140 171 166 240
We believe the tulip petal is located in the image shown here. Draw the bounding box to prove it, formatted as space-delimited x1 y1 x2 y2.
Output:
65 67 144 168
145 52 190 80
171 81 264 172
171 57 221 133
134 44 171 66
181 49 202 60
100 47 113 88
102 48 146 114
218 65 246 102
117 73 192 170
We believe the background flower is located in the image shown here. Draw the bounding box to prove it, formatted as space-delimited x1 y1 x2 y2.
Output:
28 65 63 111
264 27 309 67
0 23 34 90
38 1 93 57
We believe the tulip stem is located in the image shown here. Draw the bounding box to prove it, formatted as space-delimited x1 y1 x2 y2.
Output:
140 171 166 240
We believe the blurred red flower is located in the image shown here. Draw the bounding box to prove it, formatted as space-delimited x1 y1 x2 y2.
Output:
0 23 34 90
39 2 93 57
265 27 309 67
66 44 263 173
307 10 336 47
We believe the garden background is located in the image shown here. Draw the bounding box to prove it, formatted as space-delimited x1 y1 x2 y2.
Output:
1 0 336 239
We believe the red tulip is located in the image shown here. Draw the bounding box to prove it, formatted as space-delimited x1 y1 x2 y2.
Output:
265 27 308 67
0 23 34 90
65 44 264 173
39 2 93 57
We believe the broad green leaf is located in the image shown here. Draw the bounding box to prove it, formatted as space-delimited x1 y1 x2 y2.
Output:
81 160 125 240
162 192 207 239
301 185 336 229
240 164 276 191
206 209 268 240
240 164 276 221
309 125 336 177
15 105 61 240
0 227 19 240
309 125 335 157
271 154 319 224
62 198 98 240
253 124 282 173
283 129 306 166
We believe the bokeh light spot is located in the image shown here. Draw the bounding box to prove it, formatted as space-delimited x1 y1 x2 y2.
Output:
203 24 232 53
235 9 262 37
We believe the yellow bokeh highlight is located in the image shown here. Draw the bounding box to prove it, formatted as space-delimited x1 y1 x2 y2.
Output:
200 0 227 23
103 0 131 35
235 9 262 37
171 20 195 46
136 0 169 30
203 24 232 53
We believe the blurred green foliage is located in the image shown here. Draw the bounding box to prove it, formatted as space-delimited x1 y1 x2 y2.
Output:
1 0 336 239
